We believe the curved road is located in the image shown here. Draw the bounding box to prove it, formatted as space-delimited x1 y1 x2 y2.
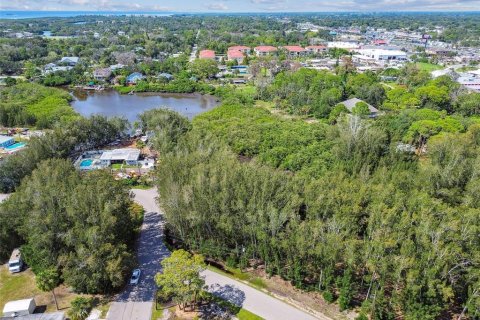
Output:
108 188 321 320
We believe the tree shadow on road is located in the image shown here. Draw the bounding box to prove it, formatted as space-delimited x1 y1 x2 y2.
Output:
116 210 170 303
199 284 246 319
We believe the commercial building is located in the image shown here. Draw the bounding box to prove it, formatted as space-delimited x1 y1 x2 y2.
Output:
327 41 359 50
353 49 408 62
457 76 480 92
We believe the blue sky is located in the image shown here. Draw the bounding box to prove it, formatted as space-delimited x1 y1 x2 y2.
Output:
2 0 480 12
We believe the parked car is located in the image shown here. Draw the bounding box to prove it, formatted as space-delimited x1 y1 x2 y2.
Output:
8 248 24 273
130 269 141 285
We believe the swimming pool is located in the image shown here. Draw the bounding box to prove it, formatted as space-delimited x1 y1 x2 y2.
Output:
5 142 26 151
80 159 93 167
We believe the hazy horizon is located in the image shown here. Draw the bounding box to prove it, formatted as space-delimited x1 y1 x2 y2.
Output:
2 0 480 13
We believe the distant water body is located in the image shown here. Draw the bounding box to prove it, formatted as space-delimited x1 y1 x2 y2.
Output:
0 11 175 19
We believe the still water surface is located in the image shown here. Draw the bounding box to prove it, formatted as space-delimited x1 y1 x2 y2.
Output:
70 89 219 122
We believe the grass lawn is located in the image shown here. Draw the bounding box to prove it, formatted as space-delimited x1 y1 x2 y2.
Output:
236 85 257 95
0 266 42 312
151 303 164 320
237 308 264 320
0 266 81 312
416 62 443 72
457 66 478 72
0 265 109 314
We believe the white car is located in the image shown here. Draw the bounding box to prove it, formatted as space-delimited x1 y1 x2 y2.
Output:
130 269 141 285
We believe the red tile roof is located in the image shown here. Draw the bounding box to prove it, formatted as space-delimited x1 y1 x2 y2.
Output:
283 45 306 52
228 45 250 51
227 50 245 59
199 49 215 59
254 46 277 53
374 39 387 45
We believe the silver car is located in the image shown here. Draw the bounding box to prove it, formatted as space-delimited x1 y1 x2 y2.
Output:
130 269 141 285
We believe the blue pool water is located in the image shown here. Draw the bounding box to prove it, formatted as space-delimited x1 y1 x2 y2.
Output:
5 142 26 151
80 159 93 167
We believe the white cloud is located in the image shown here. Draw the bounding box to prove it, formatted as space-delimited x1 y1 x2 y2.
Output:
206 2 229 10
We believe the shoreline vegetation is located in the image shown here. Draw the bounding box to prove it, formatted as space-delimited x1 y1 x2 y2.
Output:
0 83 79 129
113 80 215 95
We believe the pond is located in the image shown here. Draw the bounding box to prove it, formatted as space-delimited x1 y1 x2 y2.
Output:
69 89 220 123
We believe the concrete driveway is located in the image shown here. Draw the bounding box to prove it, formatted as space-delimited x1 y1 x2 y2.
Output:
107 188 170 320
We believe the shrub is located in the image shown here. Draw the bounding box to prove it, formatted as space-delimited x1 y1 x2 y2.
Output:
68 297 93 320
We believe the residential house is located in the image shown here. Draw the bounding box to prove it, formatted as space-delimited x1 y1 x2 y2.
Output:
199 50 216 60
254 46 278 56
126 72 144 85
228 46 251 54
99 148 141 166
339 98 379 118
283 46 306 57
93 68 112 81
158 73 174 81
44 63 73 74
110 64 125 71
59 57 79 66
306 45 327 54
44 63 57 72
227 50 245 64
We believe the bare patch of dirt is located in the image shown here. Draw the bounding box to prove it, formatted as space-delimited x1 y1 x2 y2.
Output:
249 268 357 320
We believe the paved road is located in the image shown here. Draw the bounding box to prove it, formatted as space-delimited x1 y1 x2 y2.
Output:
107 188 169 320
108 188 321 320
203 271 319 320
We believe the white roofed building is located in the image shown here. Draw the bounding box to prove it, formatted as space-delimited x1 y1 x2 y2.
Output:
354 49 407 62
2 298 36 317
99 148 140 166
59 57 79 66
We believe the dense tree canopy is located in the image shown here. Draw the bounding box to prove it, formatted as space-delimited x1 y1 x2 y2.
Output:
1 159 142 293
148 99 480 319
